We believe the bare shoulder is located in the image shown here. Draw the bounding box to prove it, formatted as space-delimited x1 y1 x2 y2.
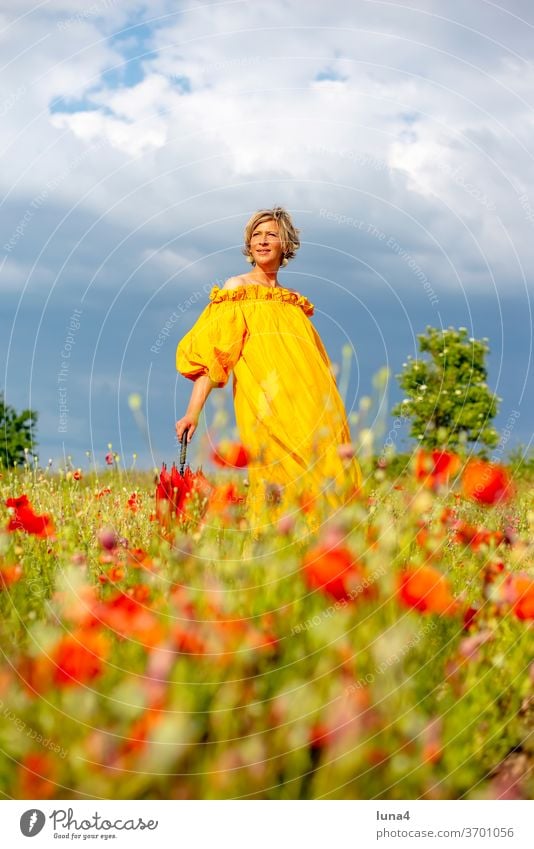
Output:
222 275 298 293
221 275 247 290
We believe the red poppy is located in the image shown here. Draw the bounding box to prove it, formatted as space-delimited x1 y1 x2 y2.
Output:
415 449 461 490
52 629 110 688
127 492 141 512
173 625 207 655
127 548 155 571
18 752 58 799
105 452 114 465
95 590 164 648
501 573 534 621
463 605 479 631
72 469 82 481
302 543 375 603
99 565 125 584
5 494 55 538
207 482 246 516
95 487 112 499
461 459 513 505
452 520 505 550
0 563 22 589
398 565 458 615
211 440 249 468
119 705 163 758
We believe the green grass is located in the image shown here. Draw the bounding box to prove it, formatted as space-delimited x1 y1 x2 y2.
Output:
0 461 532 800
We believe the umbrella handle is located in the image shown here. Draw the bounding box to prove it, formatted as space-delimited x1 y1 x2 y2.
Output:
179 427 189 477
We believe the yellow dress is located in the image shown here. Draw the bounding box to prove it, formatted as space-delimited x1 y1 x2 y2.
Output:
176 284 361 534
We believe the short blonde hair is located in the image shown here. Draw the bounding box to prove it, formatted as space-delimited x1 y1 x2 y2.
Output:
242 206 301 266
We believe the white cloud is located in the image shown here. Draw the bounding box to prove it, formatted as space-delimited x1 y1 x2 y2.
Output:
1 0 534 295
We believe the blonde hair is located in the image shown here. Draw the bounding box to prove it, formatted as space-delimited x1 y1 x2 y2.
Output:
242 206 301 267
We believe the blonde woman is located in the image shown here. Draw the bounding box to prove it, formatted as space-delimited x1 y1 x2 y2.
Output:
175 206 361 535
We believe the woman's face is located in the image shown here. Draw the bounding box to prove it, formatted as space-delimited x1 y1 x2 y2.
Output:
249 219 284 267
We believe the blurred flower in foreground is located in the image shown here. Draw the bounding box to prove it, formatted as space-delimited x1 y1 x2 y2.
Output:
461 459 513 505
0 563 22 589
398 565 458 615
501 573 534 620
211 440 249 468
5 495 55 538
302 542 376 603
414 449 461 490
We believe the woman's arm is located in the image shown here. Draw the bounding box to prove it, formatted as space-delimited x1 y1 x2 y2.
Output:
176 373 219 442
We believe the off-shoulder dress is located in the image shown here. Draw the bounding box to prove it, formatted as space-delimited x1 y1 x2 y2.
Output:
176 283 361 531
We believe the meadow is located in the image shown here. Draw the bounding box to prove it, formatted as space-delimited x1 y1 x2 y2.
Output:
0 445 532 800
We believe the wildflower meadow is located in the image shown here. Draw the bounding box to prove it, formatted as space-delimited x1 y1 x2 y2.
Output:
1 434 532 801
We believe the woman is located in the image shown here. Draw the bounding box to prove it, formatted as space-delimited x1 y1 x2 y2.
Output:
175 206 361 535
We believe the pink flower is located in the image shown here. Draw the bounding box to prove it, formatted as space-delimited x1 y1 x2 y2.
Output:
338 443 355 460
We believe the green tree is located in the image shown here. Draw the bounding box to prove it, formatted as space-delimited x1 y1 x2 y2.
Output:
392 327 500 452
0 393 38 467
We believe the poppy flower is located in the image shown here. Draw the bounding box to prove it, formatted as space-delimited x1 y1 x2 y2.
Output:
211 440 248 468
127 548 155 571
127 492 141 512
483 559 505 589
99 565 125 584
207 482 245 516
95 590 164 648
463 605 479 632
414 449 461 490
51 629 110 688
95 487 111 499
0 563 22 589
501 573 534 621
173 625 207 655
18 752 58 799
302 543 375 603
461 459 513 505
105 452 114 465
119 705 163 758
398 564 458 615
5 494 55 538
452 520 505 550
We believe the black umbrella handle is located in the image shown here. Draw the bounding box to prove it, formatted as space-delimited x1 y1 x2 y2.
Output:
179 428 189 477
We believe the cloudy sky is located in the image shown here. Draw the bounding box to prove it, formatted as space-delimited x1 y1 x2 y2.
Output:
1 0 533 470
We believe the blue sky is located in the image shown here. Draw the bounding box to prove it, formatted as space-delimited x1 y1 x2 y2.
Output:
1 0 533 471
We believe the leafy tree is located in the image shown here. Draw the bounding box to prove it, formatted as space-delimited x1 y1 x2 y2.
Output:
392 327 500 452
0 393 38 467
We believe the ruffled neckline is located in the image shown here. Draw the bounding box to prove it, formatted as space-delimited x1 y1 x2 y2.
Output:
208 283 314 316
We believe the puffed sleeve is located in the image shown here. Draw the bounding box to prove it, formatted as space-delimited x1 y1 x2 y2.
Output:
176 301 248 388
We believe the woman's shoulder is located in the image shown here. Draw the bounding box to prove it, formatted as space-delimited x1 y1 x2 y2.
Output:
210 277 314 317
221 275 247 291
221 275 298 294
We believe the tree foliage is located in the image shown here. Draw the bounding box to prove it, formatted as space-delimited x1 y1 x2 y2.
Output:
392 327 500 452
0 393 38 467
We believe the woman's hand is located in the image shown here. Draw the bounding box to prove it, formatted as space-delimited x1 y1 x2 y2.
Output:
176 413 199 443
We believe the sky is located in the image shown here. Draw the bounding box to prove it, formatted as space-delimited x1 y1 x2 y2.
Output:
1 0 533 471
